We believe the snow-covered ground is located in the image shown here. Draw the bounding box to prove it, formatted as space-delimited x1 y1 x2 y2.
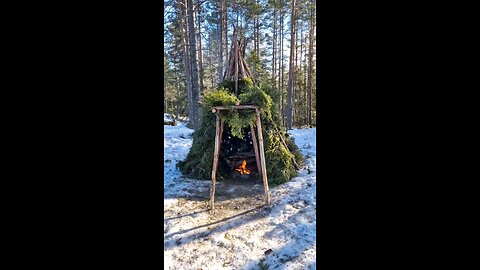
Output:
164 122 317 270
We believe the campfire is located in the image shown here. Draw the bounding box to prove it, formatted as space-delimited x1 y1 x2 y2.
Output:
235 159 251 175
221 127 258 177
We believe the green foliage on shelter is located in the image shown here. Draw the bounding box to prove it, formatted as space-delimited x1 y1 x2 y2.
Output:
177 78 304 185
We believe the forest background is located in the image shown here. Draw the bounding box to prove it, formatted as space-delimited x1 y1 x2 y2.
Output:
164 0 316 130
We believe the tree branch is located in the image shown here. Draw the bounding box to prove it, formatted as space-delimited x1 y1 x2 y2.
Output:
174 0 186 8
194 0 208 11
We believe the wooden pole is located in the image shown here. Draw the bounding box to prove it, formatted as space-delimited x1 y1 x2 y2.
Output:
255 109 270 205
242 58 252 78
250 124 262 180
225 43 235 80
219 119 225 145
238 50 246 79
242 57 254 84
234 41 239 95
210 112 222 211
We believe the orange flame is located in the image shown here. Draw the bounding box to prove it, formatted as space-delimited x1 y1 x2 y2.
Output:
235 159 251 175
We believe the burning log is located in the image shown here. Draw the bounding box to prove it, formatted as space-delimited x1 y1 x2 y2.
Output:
235 159 251 175
226 157 256 169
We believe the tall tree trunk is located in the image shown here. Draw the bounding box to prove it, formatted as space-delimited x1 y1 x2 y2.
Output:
253 10 256 56
293 17 299 127
209 37 214 88
187 0 200 130
272 0 276 84
224 2 228 73
255 0 261 78
252 8 256 79
300 23 307 126
180 0 193 128
255 0 260 56
253 7 256 55
175 76 180 118
304 45 308 126
299 21 303 126
286 0 295 130
164 83 167 113
294 19 300 127
171 50 181 118
307 0 314 127
277 11 281 120
280 2 285 126
197 1 204 94
257 17 260 55
218 0 224 83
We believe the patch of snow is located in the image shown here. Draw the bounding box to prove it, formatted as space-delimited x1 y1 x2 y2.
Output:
164 124 317 269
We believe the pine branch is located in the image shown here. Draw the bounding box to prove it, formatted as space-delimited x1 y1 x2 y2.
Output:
273 125 301 170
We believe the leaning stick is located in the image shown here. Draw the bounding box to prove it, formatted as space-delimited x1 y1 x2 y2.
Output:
255 109 270 205
210 113 222 212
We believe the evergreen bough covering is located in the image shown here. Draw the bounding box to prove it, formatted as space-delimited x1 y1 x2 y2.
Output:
177 78 304 185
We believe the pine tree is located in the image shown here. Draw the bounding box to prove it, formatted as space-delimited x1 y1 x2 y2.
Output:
164 0 316 127
187 0 201 129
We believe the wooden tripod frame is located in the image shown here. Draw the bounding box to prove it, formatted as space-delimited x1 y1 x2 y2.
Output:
210 105 270 212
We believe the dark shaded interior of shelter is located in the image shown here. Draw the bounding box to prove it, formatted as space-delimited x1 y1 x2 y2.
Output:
219 127 260 183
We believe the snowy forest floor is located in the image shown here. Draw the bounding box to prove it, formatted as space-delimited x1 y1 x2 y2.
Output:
164 122 317 270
